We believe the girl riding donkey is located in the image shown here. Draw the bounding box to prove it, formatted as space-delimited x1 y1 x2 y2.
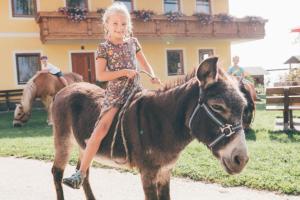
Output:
63 2 161 189
39 56 68 87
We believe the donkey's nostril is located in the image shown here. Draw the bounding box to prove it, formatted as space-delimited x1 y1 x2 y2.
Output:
233 154 249 166
234 155 241 165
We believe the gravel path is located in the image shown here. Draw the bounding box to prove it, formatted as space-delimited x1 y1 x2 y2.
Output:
0 157 299 200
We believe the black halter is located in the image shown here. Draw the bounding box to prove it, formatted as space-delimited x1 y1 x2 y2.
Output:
188 87 243 149
14 111 31 122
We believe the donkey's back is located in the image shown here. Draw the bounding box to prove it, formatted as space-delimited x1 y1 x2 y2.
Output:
52 82 140 163
52 82 104 140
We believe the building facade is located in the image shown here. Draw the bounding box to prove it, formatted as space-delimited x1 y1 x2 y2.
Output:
0 0 266 90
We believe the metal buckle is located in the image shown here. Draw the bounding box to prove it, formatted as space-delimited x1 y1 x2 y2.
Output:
220 124 234 137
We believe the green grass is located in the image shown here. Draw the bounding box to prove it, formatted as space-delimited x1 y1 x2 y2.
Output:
0 101 300 195
174 100 300 195
0 110 79 163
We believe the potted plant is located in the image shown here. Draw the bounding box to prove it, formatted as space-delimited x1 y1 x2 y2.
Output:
193 13 213 25
213 13 234 23
96 8 106 18
58 7 88 22
132 10 154 22
164 11 184 23
242 16 265 24
213 13 237 35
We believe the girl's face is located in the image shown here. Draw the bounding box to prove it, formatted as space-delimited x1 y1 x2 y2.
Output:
106 13 128 40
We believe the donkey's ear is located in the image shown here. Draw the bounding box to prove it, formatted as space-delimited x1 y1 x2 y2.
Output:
196 57 218 88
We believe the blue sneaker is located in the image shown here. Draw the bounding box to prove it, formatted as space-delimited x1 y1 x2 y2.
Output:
62 170 85 189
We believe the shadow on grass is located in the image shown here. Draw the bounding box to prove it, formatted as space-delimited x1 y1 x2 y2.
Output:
268 130 300 143
245 128 256 141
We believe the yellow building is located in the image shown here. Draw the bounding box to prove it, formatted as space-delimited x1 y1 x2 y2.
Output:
0 0 266 90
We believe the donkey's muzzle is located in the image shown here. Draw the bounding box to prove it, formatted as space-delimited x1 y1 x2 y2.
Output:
231 148 249 171
222 147 249 175
13 120 23 128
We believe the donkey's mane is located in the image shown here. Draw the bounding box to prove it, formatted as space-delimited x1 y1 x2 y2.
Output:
21 74 38 112
157 66 232 93
157 70 196 92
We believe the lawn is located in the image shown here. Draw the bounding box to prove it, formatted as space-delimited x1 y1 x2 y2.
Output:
0 100 300 195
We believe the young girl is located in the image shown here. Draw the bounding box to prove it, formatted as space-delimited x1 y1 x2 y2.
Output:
63 2 161 189
39 56 68 86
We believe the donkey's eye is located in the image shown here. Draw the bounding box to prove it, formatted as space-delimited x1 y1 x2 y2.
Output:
211 104 225 112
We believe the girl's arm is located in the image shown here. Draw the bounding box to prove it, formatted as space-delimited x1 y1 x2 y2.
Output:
95 58 137 81
136 50 161 84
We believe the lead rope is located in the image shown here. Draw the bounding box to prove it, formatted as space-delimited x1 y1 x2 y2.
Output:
110 70 160 164
110 75 140 164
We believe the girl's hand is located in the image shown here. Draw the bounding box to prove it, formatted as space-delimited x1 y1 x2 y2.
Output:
123 69 138 79
150 77 162 85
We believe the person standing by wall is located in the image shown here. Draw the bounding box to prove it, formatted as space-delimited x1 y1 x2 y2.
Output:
227 56 245 80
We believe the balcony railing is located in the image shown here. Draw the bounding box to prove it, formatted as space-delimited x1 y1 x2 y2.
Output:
36 11 266 43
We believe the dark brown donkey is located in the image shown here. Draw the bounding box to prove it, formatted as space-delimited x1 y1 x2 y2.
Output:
239 80 256 130
51 57 249 200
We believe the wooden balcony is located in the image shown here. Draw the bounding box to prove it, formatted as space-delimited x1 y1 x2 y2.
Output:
36 11 266 43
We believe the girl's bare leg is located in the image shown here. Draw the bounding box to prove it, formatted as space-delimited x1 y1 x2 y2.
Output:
63 107 119 189
80 107 119 173
59 77 68 86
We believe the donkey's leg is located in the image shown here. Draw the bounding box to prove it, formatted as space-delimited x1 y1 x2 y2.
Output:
157 169 171 200
41 95 53 125
140 169 159 200
77 151 96 200
48 100 53 125
52 124 73 200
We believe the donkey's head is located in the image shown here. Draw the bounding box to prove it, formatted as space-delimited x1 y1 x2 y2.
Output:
13 103 31 127
189 57 248 175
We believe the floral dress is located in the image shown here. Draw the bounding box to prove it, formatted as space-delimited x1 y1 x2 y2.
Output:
96 37 142 116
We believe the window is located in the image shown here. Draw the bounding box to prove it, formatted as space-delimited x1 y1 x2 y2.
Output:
115 0 133 12
199 49 214 63
12 0 37 17
66 0 88 9
16 53 41 84
164 0 180 13
167 50 184 76
196 0 211 14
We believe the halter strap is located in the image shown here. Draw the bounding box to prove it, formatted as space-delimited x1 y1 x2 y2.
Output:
188 86 243 149
14 111 31 122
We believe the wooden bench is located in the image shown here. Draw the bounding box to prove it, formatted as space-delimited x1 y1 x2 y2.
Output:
266 86 300 131
0 89 23 111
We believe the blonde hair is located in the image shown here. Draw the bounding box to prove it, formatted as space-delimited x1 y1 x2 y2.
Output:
102 2 132 38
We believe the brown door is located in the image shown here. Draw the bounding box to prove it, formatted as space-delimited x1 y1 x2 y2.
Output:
71 53 96 83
